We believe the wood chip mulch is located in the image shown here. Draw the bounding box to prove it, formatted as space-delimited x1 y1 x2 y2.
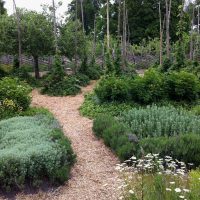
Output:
2 81 122 200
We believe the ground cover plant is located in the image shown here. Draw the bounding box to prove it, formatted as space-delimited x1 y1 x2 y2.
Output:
0 114 75 191
80 93 135 118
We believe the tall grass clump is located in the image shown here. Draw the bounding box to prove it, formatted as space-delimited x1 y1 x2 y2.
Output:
0 115 75 191
120 105 200 139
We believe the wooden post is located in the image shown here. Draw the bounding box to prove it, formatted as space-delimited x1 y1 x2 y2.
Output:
13 0 22 67
159 2 163 66
107 0 110 50
52 0 58 52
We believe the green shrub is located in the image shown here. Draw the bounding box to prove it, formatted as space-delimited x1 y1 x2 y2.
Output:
0 115 75 190
140 134 200 166
131 69 166 104
165 71 200 103
93 114 137 161
102 123 136 161
93 114 116 137
95 75 131 102
192 105 200 116
120 105 200 139
0 77 31 110
0 64 13 78
0 99 18 120
80 93 134 118
12 66 39 87
42 75 81 96
42 57 82 96
74 73 90 86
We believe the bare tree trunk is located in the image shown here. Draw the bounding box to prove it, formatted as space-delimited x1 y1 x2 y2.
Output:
75 0 78 72
93 14 97 59
190 4 194 60
80 0 84 32
197 5 200 59
159 2 163 66
107 0 110 50
126 8 130 45
165 0 172 58
13 0 22 67
33 55 40 79
122 0 127 69
52 0 58 52
118 0 121 38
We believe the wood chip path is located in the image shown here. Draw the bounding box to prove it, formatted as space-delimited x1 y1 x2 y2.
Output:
3 81 122 200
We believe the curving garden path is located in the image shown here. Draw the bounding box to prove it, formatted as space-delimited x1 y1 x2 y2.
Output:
14 81 121 200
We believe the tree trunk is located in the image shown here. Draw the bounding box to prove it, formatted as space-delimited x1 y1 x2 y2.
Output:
74 0 78 72
52 0 58 52
13 0 22 67
165 0 171 58
80 0 84 32
159 2 163 66
93 14 96 59
118 0 121 38
122 0 127 69
190 4 194 60
107 0 110 50
33 56 40 79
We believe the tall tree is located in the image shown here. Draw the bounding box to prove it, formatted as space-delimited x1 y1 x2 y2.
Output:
52 0 58 52
107 0 110 50
159 2 163 65
13 0 22 67
122 0 126 68
165 0 172 58
68 0 100 34
22 11 54 78
80 0 85 32
0 0 6 15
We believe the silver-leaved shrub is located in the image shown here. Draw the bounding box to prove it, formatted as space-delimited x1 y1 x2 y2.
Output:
0 115 75 191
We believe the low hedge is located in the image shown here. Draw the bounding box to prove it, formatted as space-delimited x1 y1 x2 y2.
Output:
94 69 200 105
93 114 138 161
140 134 200 166
0 115 75 191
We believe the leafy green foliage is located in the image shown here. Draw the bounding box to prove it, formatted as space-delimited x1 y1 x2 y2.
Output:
42 56 81 96
192 105 200 116
120 105 200 139
93 114 137 161
59 20 86 61
80 93 134 118
165 71 200 103
11 66 40 87
95 69 200 105
140 134 200 166
0 115 75 190
95 75 131 102
93 114 116 138
74 73 90 86
0 77 31 111
131 69 166 104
